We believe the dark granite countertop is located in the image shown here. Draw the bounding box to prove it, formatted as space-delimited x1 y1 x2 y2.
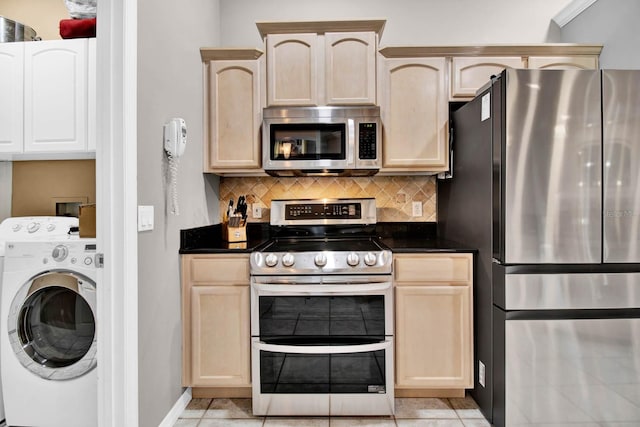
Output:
180 221 477 254
179 223 271 254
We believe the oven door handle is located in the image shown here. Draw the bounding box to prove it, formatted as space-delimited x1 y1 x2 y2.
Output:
253 282 392 294
253 339 392 355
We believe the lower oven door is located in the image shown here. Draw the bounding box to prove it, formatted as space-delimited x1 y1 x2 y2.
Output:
250 276 394 416
251 338 394 416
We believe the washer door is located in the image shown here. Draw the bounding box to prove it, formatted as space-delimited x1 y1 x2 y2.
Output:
8 270 97 380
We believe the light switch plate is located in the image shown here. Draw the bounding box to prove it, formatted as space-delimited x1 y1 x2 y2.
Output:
138 205 154 231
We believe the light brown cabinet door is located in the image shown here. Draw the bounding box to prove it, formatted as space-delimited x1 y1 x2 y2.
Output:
379 57 449 172
325 32 376 105
450 56 524 99
395 285 472 388
205 59 262 171
266 33 318 106
181 254 251 388
527 56 598 70
190 285 250 387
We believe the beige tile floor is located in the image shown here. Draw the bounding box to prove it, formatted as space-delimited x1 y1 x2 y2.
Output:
174 396 492 426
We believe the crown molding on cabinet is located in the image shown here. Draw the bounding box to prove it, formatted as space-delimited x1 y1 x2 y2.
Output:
379 44 603 58
552 0 599 27
199 48 263 62
256 19 386 39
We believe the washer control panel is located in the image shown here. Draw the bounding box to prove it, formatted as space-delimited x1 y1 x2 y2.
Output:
3 240 98 272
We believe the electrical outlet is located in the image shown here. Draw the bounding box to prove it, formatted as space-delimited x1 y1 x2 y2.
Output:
252 204 262 219
479 360 486 387
412 201 423 217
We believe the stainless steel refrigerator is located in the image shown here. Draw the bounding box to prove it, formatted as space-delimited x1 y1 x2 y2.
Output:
438 69 640 427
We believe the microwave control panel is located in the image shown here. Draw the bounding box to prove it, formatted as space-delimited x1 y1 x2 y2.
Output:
358 123 377 160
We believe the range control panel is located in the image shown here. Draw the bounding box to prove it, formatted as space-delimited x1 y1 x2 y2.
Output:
271 198 377 226
285 202 361 220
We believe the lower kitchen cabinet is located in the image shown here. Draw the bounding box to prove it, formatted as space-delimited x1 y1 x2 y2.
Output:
394 253 473 396
181 254 251 394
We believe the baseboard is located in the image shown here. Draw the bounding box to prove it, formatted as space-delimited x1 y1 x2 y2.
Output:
158 387 192 427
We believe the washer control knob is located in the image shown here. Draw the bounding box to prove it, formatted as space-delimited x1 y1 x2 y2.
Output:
347 252 360 267
27 222 40 233
364 252 377 266
11 224 21 232
264 253 278 267
52 245 69 262
282 253 295 267
46 223 56 232
314 253 327 267
84 257 93 266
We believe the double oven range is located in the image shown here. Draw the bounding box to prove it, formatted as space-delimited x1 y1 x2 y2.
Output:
250 198 394 416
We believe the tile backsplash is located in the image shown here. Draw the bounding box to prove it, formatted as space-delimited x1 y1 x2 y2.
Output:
220 176 436 223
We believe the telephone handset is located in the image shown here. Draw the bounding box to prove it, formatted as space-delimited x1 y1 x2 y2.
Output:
164 118 187 157
164 118 187 215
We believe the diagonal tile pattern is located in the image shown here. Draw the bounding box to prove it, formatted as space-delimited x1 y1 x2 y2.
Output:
219 176 438 223
174 396 491 426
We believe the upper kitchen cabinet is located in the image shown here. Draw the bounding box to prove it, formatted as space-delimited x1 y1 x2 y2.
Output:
24 38 92 153
450 56 524 99
445 45 602 100
527 55 599 70
0 38 96 159
0 42 24 154
377 53 449 174
257 20 384 106
200 48 264 174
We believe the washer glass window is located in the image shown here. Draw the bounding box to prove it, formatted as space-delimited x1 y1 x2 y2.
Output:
9 271 97 380
19 286 95 368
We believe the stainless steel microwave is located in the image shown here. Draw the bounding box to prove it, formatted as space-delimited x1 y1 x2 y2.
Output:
262 106 381 176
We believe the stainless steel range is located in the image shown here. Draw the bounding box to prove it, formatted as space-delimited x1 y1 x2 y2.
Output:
250 198 394 416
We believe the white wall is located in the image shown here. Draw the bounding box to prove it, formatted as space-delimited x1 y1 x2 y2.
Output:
136 0 220 426
560 0 640 68
220 0 573 47
0 162 12 222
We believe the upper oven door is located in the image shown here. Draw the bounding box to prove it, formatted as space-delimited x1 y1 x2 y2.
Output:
250 276 393 338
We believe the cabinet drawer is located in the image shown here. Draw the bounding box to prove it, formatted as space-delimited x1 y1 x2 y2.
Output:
394 253 472 284
186 255 249 285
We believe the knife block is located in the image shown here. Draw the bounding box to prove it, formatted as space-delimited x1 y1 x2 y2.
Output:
222 221 247 243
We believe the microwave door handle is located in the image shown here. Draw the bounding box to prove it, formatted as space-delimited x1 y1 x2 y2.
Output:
254 340 392 355
252 282 392 295
347 118 355 165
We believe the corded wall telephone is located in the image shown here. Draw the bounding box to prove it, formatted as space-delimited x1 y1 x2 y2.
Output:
164 118 187 215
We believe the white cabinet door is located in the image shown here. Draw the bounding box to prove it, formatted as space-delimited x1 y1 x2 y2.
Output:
24 39 88 153
87 38 97 151
0 43 24 154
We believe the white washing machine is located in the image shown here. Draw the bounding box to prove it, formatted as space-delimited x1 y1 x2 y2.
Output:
1 239 97 427
0 216 79 425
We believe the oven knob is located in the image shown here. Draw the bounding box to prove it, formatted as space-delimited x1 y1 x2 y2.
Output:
364 252 377 266
314 253 327 267
265 253 278 267
282 253 295 267
347 252 360 267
